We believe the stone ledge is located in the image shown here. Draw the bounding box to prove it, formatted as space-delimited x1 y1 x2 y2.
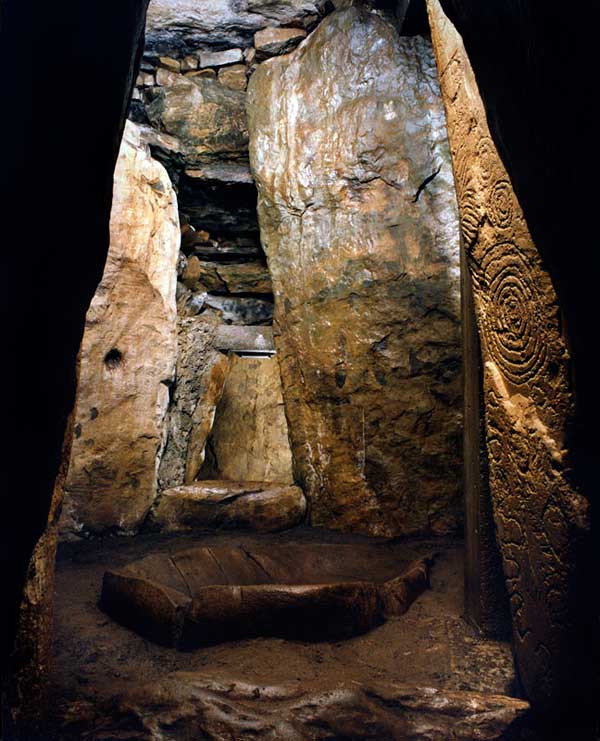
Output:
151 481 305 533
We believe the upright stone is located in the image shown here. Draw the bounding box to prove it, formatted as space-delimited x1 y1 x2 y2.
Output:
61 122 180 536
248 7 462 536
158 315 229 490
202 355 295 484
426 0 590 716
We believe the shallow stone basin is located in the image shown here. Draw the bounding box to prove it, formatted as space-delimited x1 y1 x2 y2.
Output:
101 543 431 649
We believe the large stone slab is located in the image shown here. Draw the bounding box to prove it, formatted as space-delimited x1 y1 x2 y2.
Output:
158 316 230 489
182 256 272 294
248 7 462 537
145 0 329 56
151 481 306 533
146 75 248 165
203 355 295 483
100 543 431 648
214 325 275 353
61 122 180 536
426 0 590 716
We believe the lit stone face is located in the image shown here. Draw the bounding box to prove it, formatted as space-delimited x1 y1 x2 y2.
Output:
426 0 590 714
248 6 462 536
61 122 180 537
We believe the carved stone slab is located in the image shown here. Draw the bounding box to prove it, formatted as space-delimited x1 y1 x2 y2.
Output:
426 0 590 714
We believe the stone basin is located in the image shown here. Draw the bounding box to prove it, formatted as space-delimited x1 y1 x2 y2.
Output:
100 543 431 649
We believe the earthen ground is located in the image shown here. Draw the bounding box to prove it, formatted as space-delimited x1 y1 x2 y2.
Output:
47 529 518 737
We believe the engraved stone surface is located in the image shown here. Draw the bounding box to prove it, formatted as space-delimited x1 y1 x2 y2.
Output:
248 7 462 536
427 0 590 715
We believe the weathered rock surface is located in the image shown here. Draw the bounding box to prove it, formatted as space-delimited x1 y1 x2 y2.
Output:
151 481 306 533
254 26 307 57
100 543 430 647
184 160 253 184
146 75 248 165
202 355 295 483
184 354 230 484
248 8 462 536
218 64 248 91
214 325 275 353
182 256 272 294
426 0 591 716
145 0 329 56
86 675 530 740
61 122 179 536
204 295 274 325
177 167 259 236
157 316 227 490
199 48 243 68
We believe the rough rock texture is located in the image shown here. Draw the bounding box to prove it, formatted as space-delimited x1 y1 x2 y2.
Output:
145 0 329 55
100 544 430 648
215 325 275 353
218 64 248 91
82 675 530 740
178 292 274 325
202 355 295 483
4 5 152 732
146 75 248 165
254 26 307 57
199 48 243 68
177 168 259 235
152 481 306 533
50 534 525 739
183 354 230 484
248 8 462 536
158 316 228 490
426 0 591 716
61 122 179 536
10 411 76 732
182 256 272 294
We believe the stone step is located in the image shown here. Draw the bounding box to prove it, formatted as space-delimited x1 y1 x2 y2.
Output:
151 480 306 533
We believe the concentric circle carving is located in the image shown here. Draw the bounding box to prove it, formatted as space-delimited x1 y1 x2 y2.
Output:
443 58 462 102
487 180 513 229
475 136 496 185
473 242 548 385
459 186 481 245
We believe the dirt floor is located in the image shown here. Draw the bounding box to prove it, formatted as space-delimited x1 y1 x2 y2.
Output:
47 528 518 738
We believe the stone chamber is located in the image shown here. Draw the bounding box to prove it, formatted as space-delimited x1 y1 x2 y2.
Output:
0 0 597 739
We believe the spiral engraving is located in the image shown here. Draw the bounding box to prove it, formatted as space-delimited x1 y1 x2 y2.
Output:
472 242 548 385
476 136 496 185
487 180 513 230
427 0 586 717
